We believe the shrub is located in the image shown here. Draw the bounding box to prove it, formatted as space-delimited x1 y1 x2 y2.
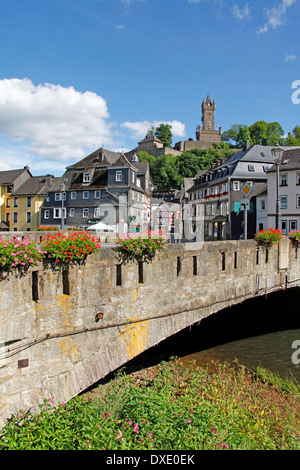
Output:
254 228 283 247
40 231 101 264
37 225 59 231
116 233 168 262
1 361 300 450
289 230 300 246
0 236 45 274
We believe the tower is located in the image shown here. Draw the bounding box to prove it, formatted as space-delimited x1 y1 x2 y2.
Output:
174 93 222 152
195 93 221 146
201 94 215 131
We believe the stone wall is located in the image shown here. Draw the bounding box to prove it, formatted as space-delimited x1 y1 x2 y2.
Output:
0 238 299 427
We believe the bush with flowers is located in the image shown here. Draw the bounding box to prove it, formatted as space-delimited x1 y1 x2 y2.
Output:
0 236 45 275
40 231 101 265
254 228 283 247
37 225 59 231
116 231 168 263
289 230 300 246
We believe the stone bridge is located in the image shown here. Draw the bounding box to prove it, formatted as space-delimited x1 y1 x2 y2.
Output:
0 238 300 426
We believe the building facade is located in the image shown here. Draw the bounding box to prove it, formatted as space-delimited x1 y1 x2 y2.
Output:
186 143 289 240
40 148 151 232
267 147 300 234
0 167 32 229
8 174 59 231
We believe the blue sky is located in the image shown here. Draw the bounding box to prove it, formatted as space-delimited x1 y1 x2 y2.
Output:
0 0 300 176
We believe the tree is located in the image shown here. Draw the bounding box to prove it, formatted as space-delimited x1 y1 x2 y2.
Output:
265 122 285 145
249 121 268 145
292 125 300 142
155 123 173 148
146 126 155 137
236 125 252 147
221 124 245 146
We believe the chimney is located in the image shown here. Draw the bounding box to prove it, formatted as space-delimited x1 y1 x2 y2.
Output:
244 140 250 151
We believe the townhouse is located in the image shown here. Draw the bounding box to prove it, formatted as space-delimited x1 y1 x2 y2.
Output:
8 174 59 231
40 148 151 232
0 166 32 229
267 147 300 234
185 143 296 240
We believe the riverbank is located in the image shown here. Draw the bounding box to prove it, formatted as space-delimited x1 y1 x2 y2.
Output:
1 358 299 450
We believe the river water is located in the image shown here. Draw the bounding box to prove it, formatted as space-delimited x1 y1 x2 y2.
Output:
119 287 300 383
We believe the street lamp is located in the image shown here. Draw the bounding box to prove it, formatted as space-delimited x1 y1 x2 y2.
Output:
61 181 66 230
271 142 284 230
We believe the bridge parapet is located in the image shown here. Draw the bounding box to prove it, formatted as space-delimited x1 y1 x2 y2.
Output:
0 238 299 426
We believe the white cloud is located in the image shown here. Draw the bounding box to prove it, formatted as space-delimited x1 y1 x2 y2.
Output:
257 0 298 34
121 120 186 141
231 3 251 20
0 78 114 167
284 54 300 62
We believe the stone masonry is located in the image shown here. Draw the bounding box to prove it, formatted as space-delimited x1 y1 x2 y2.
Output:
0 237 299 427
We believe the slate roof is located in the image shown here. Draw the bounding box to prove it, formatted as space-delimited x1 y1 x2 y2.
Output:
267 147 300 172
138 135 164 145
0 167 31 185
66 148 122 170
10 175 60 196
189 144 300 191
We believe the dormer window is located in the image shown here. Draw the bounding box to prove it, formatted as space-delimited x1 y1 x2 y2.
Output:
83 173 91 182
248 165 255 172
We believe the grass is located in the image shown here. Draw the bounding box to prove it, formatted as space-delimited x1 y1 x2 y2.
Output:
0 359 300 450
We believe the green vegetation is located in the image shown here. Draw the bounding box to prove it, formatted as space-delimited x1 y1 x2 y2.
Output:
1 360 299 450
137 144 236 188
221 121 300 147
40 231 101 264
147 123 173 148
254 228 283 247
116 231 168 262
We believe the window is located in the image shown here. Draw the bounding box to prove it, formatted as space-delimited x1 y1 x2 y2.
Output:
261 199 266 210
55 193 62 201
13 197 18 207
281 220 287 235
280 196 287 209
280 174 288 186
26 212 31 223
83 173 90 182
94 190 101 199
263 165 270 172
83 191 89 199
297 172 300 185
83 208 89 218
132 171 135 183
13 212 18 223
297 195 300 208
94 207 100 218
248 165 255 172
71 192 77 200
44 210 50 219
232 181 240 191
27 196 31 207
54 208 66 218
116 171 122 182
290 220 297 232
46 194 50 202
69 208 75 217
